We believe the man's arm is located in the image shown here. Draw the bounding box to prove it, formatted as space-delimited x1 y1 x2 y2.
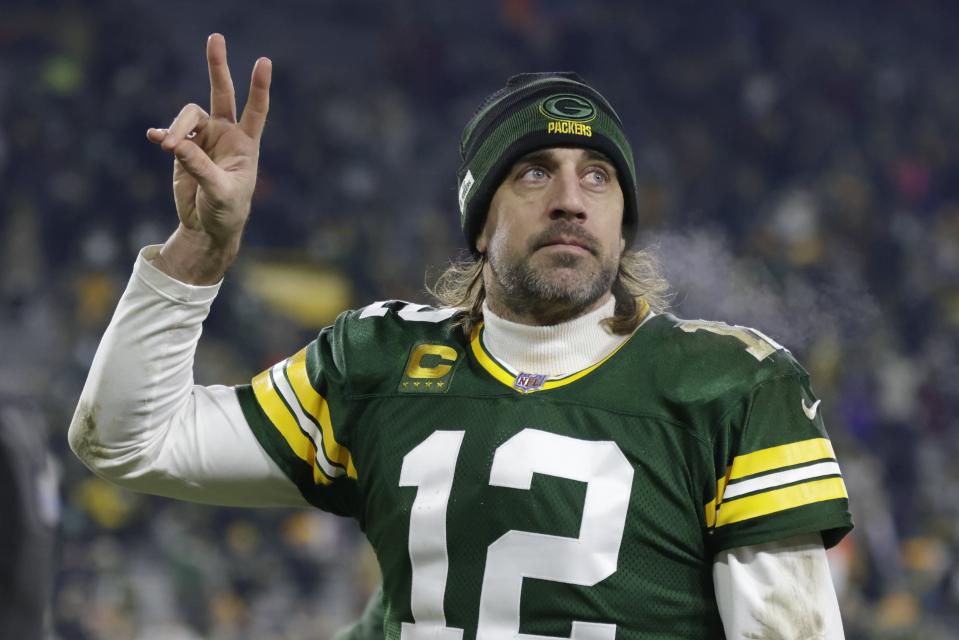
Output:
714 533 844 639
68 35 303 506
69 246 305 506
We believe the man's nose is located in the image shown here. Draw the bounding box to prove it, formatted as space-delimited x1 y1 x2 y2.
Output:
547 168 587 223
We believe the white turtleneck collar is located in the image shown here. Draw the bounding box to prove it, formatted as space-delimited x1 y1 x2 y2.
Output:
480 297 631 377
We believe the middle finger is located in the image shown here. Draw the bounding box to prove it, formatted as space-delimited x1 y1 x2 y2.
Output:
207 33 237 121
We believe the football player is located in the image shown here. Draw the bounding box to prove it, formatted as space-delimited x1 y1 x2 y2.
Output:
70 33 852 639
0 400 58 638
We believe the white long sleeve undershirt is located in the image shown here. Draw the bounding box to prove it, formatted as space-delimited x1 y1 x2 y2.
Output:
69 246 301 507
69 246 844 638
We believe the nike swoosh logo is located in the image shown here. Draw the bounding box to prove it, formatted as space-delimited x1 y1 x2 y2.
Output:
802 398 821 420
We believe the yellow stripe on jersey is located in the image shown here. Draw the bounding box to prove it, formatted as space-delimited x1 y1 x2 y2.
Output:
704 471 731 529
286 348 357 479
469 325 516 388
729 437 836 480
251 366 333 486
715 476 848 527
705 437 844 529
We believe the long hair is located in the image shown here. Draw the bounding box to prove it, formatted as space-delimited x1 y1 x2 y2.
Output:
428 246 671 338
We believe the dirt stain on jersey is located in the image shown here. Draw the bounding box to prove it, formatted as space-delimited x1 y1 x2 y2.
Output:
745 553 825 639
69 402 103 465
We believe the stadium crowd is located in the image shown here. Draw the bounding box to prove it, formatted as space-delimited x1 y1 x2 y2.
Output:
1 1 958 638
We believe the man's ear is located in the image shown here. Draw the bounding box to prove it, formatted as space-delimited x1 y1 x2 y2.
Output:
620 236 626 252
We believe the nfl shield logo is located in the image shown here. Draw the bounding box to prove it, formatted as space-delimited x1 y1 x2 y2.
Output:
513 372 547 393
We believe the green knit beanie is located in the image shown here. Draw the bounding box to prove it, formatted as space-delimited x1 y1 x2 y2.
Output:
457 72 638 256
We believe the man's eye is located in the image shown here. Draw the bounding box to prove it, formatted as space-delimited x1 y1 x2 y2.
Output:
585 169 609 185
521 167 548 180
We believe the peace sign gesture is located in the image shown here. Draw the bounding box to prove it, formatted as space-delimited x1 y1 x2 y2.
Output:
147 34 271 285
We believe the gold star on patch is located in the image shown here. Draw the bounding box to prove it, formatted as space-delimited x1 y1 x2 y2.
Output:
436 382 445 389
413 381 420 388
401 381 409 388
425 381 433 388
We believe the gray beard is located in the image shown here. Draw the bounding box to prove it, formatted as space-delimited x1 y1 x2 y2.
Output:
488 249 617 325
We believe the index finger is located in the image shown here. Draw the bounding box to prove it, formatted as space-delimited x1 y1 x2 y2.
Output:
239 57 272 140
207 33 237 121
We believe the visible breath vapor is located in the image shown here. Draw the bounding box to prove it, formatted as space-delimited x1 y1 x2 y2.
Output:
646 229 882 352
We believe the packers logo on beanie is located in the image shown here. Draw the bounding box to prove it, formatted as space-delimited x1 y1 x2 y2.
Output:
457 72 638 256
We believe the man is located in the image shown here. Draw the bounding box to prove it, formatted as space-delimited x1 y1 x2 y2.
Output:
70 34 852 639
0 400 58 638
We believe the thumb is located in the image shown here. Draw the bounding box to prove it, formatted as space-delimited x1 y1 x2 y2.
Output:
172 139 221 190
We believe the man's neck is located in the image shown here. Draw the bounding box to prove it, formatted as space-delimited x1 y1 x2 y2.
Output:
480 297 627 376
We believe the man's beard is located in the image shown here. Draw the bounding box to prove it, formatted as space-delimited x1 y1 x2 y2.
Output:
487 222 618 325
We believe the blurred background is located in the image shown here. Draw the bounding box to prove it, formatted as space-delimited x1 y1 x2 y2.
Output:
1 0 958 638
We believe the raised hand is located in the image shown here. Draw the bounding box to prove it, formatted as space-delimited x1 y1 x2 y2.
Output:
146 34 271 284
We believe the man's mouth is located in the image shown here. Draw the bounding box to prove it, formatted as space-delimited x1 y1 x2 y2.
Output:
538 236 594 255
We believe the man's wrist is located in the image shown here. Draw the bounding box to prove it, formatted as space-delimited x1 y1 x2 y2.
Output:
151 226 241 285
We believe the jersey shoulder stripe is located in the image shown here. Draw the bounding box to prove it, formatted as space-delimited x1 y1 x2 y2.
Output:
250 347 356 485
285 347 357 478
705 437 846 529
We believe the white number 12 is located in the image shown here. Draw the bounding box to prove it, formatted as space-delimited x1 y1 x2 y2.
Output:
400 429 634 640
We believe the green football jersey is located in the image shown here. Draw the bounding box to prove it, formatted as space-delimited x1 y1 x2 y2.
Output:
236 300 852 640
